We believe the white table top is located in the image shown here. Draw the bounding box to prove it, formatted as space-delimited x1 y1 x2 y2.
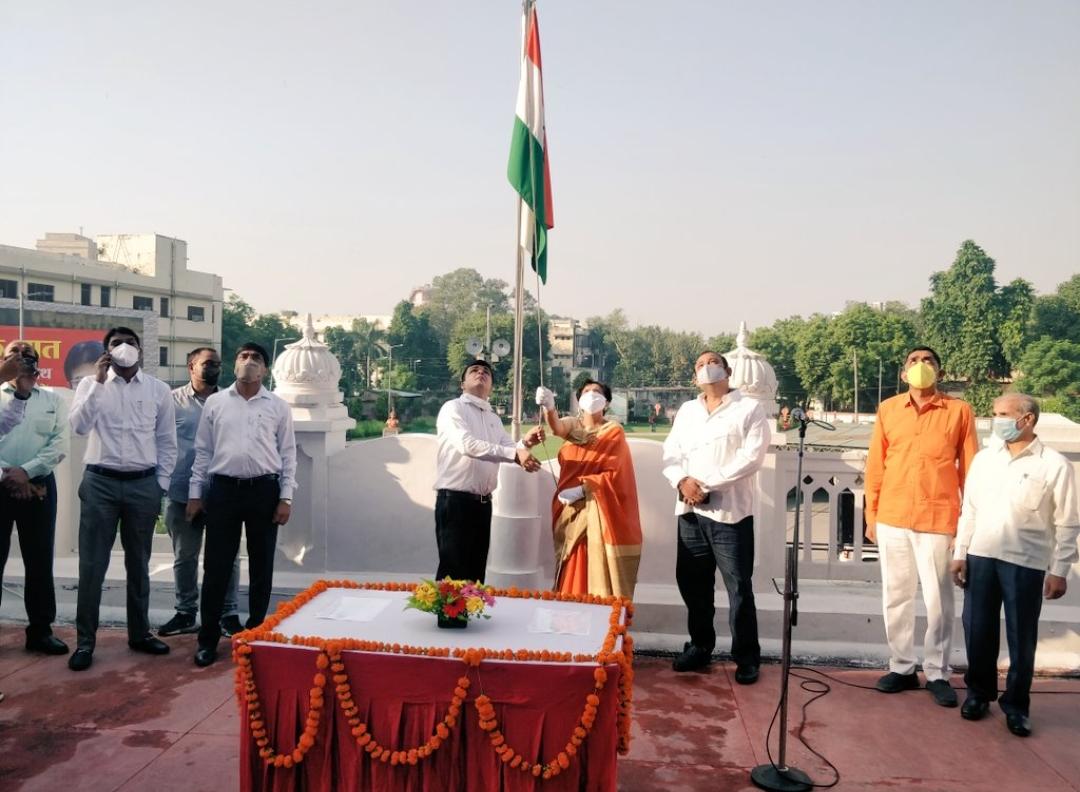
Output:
267 588 623 661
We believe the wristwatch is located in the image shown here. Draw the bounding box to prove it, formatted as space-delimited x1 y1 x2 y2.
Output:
280 498 293 505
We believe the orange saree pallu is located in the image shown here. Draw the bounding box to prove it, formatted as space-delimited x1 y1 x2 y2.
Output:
552 420 642 598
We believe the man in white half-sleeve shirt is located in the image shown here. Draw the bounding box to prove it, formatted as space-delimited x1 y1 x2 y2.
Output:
433 359 543 604
662 350 769 683
189 342 297 667
950 393 1080 737
67 327 177 672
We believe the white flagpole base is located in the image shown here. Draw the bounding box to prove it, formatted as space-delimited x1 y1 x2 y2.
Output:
486 464 543 590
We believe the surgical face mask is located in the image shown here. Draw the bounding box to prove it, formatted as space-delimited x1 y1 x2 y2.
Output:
110 342 140 368
906 361 937 389
991 416 1024 443
578 390 607 414
696 362 728 386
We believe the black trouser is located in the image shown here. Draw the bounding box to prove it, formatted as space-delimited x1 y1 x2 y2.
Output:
198 476 280 650
675 513 761 667
0 473 58 641
434 489 493 583
963 554 1044 717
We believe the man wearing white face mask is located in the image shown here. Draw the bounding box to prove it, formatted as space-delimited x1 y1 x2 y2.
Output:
68 327 177 671
864 346 978 706
950 394 1079 737
661 351 769 682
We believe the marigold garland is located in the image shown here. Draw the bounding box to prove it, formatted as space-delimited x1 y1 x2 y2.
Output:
233 579 635 778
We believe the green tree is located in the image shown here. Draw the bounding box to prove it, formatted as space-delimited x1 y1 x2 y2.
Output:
920 240 1032 381
793 315 838 406
751 317 809 406
420 268 512 346
1030 274 1080 344
1016 337 1080 397
386 300 443 388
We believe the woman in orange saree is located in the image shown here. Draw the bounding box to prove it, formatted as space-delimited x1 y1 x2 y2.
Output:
537 380 642 599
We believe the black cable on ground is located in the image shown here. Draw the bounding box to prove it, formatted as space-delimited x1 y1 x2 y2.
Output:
758 663 1080 789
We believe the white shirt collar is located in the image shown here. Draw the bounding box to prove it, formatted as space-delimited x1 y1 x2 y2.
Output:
460 392 493 412
227 382 271 400
106 367 144 384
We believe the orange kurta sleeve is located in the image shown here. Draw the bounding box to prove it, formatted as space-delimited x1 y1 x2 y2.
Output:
864 405 888 530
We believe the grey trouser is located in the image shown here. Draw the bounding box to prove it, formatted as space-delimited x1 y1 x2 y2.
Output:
165 499 240 618
75 470 161 650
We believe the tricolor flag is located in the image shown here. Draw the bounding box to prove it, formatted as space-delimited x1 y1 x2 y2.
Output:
508 0 554 283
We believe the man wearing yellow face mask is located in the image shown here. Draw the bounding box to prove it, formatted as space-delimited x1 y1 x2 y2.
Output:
864 346 979 708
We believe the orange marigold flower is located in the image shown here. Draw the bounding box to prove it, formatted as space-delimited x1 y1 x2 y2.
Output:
557 752 570 769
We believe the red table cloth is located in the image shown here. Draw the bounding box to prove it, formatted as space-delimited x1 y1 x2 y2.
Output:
235 582 633 792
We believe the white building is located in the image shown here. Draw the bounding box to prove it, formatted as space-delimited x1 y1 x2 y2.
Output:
548 317 598 382
0 232 223 384
289 313 392 340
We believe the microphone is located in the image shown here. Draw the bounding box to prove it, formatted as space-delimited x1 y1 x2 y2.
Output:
790 407 836 431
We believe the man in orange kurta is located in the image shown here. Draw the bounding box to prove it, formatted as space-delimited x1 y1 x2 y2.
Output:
865 346 978 707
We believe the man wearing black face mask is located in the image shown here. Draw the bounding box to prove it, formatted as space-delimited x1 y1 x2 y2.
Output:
157 348 242 638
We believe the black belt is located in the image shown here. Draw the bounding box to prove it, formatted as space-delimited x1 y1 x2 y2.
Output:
438 488 491 504
86 465 156 481
212 473 279 487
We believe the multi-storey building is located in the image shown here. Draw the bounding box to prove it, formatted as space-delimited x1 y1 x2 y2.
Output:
0 232 223 385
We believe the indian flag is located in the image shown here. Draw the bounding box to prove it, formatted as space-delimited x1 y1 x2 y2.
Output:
507 0 554 283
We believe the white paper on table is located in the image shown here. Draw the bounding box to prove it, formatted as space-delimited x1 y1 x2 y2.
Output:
526 608 591 636
317 595 392 622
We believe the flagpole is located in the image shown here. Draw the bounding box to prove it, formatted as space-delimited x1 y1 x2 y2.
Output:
511 200 525 442
509 0 531 444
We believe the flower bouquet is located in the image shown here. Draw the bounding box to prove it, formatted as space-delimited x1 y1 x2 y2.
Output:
406 578 496 628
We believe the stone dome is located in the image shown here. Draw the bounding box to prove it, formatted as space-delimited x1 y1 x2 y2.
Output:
272 314 344 405
726 321 779 417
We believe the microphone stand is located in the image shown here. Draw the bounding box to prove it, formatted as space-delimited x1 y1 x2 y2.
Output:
751 410 815 792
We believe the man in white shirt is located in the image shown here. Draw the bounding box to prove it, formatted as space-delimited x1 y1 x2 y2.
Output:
67 327 177 671
950 393 1079 737
433 360 543 601
157 347 242 639
1 342 70 657
188 342 297 666
662 351 769 683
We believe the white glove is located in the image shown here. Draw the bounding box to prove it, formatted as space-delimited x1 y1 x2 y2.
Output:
557 485 585 505
535 386 555 410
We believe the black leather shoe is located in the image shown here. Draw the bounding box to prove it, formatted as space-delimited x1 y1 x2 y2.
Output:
735 664 760 685
875 671 920 693
194 646 218 667
926 679 958 707
961 697 990 721
1006 713 1032 737
672 642 713 672
220 615 244 637
68 649 93 671
26 634 70 655
129 636 171 655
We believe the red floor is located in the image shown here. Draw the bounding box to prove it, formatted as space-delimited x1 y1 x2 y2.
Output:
2 622 1078 791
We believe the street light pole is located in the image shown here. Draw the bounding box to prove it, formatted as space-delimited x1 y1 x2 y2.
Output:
386 343 403 416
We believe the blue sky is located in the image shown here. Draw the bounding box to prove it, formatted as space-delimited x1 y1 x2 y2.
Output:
1 1 1077 335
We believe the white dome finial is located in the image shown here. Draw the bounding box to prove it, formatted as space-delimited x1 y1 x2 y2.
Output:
725 321 780 418
271 316 343 404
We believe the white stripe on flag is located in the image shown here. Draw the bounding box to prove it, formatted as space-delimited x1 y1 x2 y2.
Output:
514 58 544 146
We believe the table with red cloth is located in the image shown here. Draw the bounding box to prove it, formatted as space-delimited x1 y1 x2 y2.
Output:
235 581 634 792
